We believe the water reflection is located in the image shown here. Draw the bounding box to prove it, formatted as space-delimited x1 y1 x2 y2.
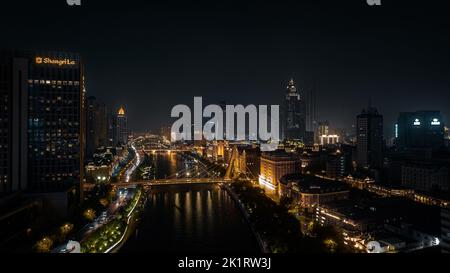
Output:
121 154 259 253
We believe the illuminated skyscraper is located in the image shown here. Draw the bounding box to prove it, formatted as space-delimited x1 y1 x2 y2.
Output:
0 50 85 195
115 106 128 146
282 78 306 141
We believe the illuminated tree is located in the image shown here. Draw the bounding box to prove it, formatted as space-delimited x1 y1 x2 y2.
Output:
35 237 54 253
83 208 96 222
59 223 74 240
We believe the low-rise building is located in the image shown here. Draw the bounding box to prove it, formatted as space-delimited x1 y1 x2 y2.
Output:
402 163 449 191
279 173 349 208
259 150 299 194
343 175 375 190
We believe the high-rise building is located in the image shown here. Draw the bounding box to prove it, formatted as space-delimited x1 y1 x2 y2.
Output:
115 106 128 146
0 50 85 194
282 78 305 141
107 108 115 147
356 106 383 169
396 111 445 151
86 96 108 159
0 51 28 194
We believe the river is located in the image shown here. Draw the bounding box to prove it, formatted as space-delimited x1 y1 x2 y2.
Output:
120 153 260 253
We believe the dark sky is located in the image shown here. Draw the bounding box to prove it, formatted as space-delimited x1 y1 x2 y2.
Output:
2 0 450 137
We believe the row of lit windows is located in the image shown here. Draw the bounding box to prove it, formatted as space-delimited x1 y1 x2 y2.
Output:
30 120 80 125
28 79 80 86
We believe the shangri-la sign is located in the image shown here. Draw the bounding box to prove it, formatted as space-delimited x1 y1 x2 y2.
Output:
35 56 76 66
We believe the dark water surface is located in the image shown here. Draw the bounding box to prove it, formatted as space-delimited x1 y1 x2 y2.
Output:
121 154 259 253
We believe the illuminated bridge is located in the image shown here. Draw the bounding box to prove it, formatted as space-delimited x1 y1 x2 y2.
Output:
114 178 233 187
143 149 190 153
113 141 255 188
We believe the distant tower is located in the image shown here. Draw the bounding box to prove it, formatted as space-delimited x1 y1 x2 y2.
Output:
116 106 128 146
356 105 383 169
282 78 306 141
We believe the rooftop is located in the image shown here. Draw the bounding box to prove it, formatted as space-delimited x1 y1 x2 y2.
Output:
280 173 349 194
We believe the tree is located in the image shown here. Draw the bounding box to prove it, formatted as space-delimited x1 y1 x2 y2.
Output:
83 208 96 222
59 223 74 240
35 236 54 253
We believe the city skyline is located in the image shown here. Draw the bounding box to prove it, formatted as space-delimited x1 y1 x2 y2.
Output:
2 0 450 258
1 0 449 134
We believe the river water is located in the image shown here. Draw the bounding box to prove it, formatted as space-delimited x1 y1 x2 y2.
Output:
121 153 260 253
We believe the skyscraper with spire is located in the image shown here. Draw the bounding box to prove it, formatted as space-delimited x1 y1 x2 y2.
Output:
282 78 306 141
115 106 128 146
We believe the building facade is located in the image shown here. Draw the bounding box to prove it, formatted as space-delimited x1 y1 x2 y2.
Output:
282 78 305 141
86 96 108 159
356 107 383 169
326 151 346 179
259 150 299 194
279 173 349 208
401 163 449 191
0 51 28 194
0 50 85 194
315 121 329 144
396 111 445 151
320 134 340 146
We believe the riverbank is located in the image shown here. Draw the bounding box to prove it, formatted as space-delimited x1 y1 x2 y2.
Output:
120 183 260 253
227 181 335 253
220 183 269 253
80 186 145 253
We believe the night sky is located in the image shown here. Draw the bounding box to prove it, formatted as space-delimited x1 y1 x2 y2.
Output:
2 0 450 137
